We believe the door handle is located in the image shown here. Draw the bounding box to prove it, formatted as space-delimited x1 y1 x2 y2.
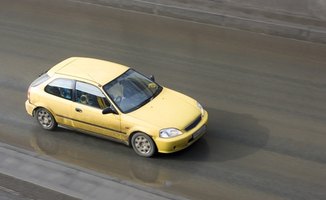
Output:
75 108 82 113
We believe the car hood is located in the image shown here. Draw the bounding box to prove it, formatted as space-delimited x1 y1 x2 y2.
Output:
129 88 201 130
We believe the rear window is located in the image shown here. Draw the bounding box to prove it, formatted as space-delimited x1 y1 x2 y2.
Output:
30 73 50 87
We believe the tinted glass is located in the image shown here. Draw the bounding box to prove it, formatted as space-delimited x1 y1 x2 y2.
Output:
45 78 74 100
76 81 110 109
103 69 162 113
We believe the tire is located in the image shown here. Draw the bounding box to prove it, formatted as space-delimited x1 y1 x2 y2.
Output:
131 132 156 157
35 108 57 131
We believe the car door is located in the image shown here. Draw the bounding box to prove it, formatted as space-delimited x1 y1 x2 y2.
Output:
71 81 122 140
43 78 74 126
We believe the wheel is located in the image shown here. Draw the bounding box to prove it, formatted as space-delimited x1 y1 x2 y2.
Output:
131 132 156 157
35 108 57 131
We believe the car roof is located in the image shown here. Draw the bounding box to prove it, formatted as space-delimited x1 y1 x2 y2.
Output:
47 57 129 86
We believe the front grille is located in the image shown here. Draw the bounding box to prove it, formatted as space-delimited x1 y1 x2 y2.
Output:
185 115 201 131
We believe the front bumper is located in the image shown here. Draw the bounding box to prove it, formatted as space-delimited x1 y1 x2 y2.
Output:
155 110 208 153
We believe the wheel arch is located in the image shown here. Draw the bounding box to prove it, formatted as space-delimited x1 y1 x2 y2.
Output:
32 106 59 125
128 130 157 149
32 106 54 117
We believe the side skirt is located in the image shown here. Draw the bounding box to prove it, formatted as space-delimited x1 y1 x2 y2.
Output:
58 124 130 146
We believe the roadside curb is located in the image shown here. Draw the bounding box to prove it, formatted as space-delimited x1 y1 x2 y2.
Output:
73 0 326 44
0 142 185 200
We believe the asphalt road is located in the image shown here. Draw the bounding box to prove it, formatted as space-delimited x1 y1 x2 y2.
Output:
0 0 326 199
0 173 78 200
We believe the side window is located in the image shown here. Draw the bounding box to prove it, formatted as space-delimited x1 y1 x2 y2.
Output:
45 78 74 100
76 81 110 109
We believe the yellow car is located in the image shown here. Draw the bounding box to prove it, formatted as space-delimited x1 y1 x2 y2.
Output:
25 57 208 157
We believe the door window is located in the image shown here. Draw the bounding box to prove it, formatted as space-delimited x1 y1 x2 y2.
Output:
76 81 110 109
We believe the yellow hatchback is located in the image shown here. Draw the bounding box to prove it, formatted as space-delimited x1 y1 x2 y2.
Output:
25 57 208 157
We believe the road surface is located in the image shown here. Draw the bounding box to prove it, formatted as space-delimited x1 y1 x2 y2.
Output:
0 0 325 199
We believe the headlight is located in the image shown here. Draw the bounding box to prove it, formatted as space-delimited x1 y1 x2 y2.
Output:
159 128 182 138
197 102 204 117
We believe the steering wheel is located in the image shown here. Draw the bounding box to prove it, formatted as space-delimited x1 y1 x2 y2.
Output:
114 96 122 104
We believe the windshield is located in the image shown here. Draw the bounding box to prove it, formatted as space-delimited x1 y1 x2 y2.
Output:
103 69 162 113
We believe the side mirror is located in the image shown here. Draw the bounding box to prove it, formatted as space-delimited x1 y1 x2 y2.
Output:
149 75 155 82
102 106 118 115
